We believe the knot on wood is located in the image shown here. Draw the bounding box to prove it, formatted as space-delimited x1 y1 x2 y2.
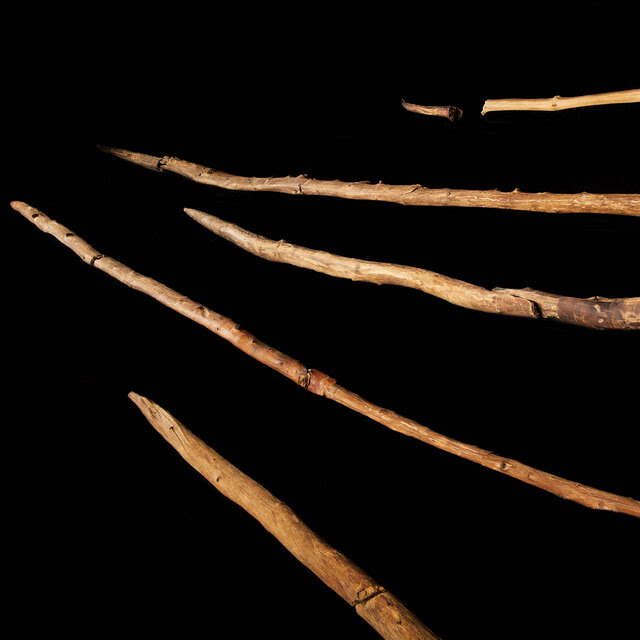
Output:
306 369 337 396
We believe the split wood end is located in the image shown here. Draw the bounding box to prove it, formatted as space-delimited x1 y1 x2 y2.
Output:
401 99 463 121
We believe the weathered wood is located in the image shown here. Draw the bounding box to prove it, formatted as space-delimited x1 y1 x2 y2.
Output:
129 391 441 640
482 89 640 115
401 99 462 121
184 208 640 330
98 146 640 217
10 201 640 517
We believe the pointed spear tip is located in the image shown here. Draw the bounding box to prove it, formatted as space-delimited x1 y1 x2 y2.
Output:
96 144 123 155
97 145 164 170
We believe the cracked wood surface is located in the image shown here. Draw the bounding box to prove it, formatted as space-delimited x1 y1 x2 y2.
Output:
98 146 640 217
10 201 640 517
129 392 440 640
184 209 640 330
401 100 463 121
482 89 640 114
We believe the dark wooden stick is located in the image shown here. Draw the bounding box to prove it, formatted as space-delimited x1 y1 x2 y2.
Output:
10 201 640 517
184 208 640 330
129 391 442 640
482 89 640 115
98 146 640 217
401 99 462 121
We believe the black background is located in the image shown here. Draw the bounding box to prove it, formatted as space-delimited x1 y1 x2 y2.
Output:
4 6 639 639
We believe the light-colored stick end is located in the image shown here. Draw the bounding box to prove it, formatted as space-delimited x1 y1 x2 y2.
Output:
10 201 34 217
128 391 171 438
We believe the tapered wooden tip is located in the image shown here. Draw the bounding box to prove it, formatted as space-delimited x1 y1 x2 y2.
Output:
10 201 32 216
184 207 226 232
97 145 163 171
129 392 175 439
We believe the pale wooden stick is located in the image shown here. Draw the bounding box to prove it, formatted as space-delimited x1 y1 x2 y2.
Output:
482 89 640 115
98 146 640 217
10 201 640 517
184 208 640 330
129 391 441 640
401 99 462 121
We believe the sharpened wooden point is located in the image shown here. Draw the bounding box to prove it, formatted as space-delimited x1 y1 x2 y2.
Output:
11 201 640 517
128 391 443 640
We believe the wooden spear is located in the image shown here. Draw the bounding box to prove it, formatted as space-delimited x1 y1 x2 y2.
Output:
401 99 463 121
10 201 640 517
98 146 640 217
129 391 442 640
482 88 640 115
184 208 640 330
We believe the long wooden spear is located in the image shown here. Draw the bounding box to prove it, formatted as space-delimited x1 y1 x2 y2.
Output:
10 201 640 517
129 391 442 640
482 88 640 115
184 208 639 330
98 146 640 217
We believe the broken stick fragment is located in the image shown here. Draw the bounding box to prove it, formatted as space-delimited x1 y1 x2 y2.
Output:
10 201 640 517
184 208 640 330
401 99 463 121
482 88 640 115
129 391 441 640
98 146 640 217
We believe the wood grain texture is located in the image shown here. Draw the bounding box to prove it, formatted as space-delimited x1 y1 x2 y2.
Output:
482 89 640 114
98 146 640 217
401 100 462 121
129 391 441 640
184 208 640 330
10 201 640 517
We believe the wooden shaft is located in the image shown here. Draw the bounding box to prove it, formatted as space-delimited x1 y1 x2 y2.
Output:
401 100 462 121
129 392 441 640
10 201 640 517
184 208 640 330
482 89 640 115
98 146 640 217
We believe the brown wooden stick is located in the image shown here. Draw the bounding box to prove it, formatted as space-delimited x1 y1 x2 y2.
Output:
10 201 640 517
98 146 640 217
184 208 640 330
129 391 441 640
401 99 462 121
482 89 640 115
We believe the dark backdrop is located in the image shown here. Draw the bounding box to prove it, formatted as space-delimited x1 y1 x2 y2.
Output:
5 8 639 640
